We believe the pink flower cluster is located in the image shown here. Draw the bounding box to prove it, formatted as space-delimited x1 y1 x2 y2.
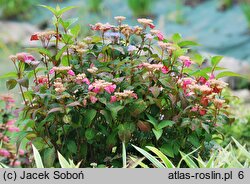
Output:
88 80 116 94
178 77 228 116
178 56 192 67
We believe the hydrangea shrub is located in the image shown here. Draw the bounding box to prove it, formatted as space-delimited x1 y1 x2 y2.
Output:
3 5 237 167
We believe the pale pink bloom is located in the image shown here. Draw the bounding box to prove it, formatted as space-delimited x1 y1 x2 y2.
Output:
93 87 101 94
161 66 169 74
104 84 116 94
3 136 10 142
209 73 215 79
88 84 94 91
67 70 75 76
132 93 138 99
179 56 192 67
157 32 164 41
10 160 21 167
145 34 154 41
127 45 137 52
82 78 90 85
19 149 25 156
110 96 117 103
90 96 98 104
0 149 11 157
8 126 20 132
6 120 16 126
83 99 87 106
49 69 55 74
186 92 195 97
191 106 198 112
198 77 207 84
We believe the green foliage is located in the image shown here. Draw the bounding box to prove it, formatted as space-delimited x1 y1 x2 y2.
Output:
241 2 250 29
127 0 154 17
32 145 81 168
0 0 34 20
131 137 250 168
87 0 103 13
1 4 238 168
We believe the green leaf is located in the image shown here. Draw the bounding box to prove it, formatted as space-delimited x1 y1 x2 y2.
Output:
152 128 163 140
27 48 52 58
100 110 112 124
85 128 96 141
160 144 174 158
43 147 55 168
146 146 175 168
59 18 79 30
39 4 56 15
0 162 9 168
67 140 77 154
122 142 127 168
132 145 165 168
158 120 175 129
178 40 199 47
56 45 68 61
211 56 223 67
32 144 44 168
180 151 198 168
146 114 158 128
6 79 17 90
188 134 200 147
192 54 203 66
70 24 81 38
129 99 147 117
129 156 148 168
17 78 29 88
232 137 250 159
216 71 242 79
106 104 124 120
58 151 71 168
83 109 97 127
172 33 182 43
56 6 77 17
0 72 17 79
